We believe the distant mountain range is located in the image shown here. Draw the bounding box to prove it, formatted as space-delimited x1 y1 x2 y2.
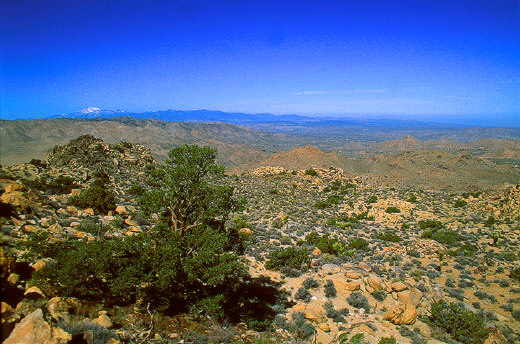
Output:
53 108 314 125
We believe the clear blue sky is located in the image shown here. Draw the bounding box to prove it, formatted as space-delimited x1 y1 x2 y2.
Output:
2 0 519 122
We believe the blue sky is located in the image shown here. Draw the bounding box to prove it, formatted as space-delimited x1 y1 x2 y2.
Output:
2 0 519 123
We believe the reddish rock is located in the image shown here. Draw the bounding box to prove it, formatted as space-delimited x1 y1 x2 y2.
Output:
4 309 71 344
391 282 408 292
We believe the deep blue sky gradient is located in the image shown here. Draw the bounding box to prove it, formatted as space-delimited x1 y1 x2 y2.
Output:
2 0 519 123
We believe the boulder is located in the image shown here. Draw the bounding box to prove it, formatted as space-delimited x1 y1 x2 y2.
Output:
346 280 362 291
397 288 423 307
7 273 20 285
366 275 383 291
391 282 408 292
3 309 71 344
383 303 417 325
46 297 82 323
93 314 113 328
24 286 45 300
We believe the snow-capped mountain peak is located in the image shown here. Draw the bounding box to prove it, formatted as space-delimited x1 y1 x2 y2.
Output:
79 107 102 114
55 108 127 119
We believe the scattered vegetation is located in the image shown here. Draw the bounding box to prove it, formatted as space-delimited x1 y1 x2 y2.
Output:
69 177 116 213
385 206 401 213
375 231 401 242
429 300 489 344
265 247 310 270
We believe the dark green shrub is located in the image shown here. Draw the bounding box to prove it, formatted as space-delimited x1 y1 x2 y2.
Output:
302 277 319 289
29 158 47 169
326 195 343 205
510 267 520 282
375 231 401 242
269 189 278 195
484 216 495 227
348 238 369 251
454 199 468 208
69 185 116 213
22 175 78 194
290 312 316 339
265 247 310 270
429 300 489 344
348 333 365 344
407 195 417 203
368 195 378 203
459 243 478 256
128 185 145 196
324 280 337 298
378 338 396 344
418 219 444 229
385 206 400 214
347 292 370 310
371 290 387 301
305 231 348 256
432 230 464 245
513 310 520 321
314 200 329 209
323 301 345 323
294 287 311 302
305 168 318 176
77 222 110 236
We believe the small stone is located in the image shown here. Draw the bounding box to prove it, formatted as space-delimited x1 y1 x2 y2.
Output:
239 228 253 235
32 260 47 272
313 247 322 255
83 208 95 216
115 205 128 215
318 323 330 332
124 219 138 227
23 225 40 233
358 262 371 272
346 271 362 279
358 323 376 336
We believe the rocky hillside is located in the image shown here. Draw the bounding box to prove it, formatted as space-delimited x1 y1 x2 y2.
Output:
236 145 520 192
0 117 292 166
1 136 520 344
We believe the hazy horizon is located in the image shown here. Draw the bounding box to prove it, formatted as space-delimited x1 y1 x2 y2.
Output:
2 1 519 124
